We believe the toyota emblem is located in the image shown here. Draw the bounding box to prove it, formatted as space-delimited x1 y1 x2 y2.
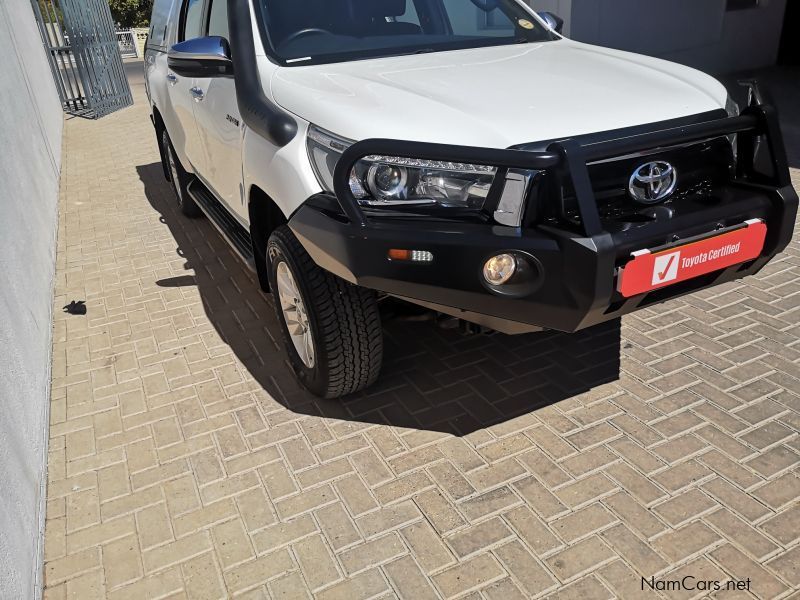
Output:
628 161 678 203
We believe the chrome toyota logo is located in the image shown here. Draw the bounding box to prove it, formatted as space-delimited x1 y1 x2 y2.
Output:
628 161 677 203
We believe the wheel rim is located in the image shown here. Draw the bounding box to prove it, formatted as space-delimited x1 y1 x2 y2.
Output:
164 133 183 205
276 260 315 368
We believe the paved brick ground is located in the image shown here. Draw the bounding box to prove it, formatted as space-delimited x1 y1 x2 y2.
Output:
43 66 799 599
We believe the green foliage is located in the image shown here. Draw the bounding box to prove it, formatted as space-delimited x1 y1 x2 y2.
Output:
36 0 62 23
107 0 153 28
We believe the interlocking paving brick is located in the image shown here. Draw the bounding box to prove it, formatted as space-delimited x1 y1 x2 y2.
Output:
652 488 718 527
545 535 616 582
758 504 800 546
765 545 800 588
546 574 614 600
506 510 565 561
706 508 780 563
42 68 800 599
495 539 559 596
293 534 340 591
651 520 722 563
711 544 789 600
251 515 317 553
446 516 514 558
551 503 618 543
480 577 528 600
599 523 668 577
655 556 728 600
222 548 294 594
701 477 772 522
751 471 799 509
181 552 226 600
338 533 406 575
384 555 439 600
597 559 652 600
432 553 506 598
315 568 389 600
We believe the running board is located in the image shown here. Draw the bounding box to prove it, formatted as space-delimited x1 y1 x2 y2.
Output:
187 179 256 271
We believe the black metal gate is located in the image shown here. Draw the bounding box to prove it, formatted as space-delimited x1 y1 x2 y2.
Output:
31 0 133 119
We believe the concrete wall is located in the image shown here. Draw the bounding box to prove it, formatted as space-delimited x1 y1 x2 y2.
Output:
530 0 787 73
0 0 63 598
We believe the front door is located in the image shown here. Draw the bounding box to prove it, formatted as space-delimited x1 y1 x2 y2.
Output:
167 0 206 171
190 0 247 223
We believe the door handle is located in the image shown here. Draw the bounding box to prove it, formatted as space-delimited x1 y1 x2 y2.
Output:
166 73 178 85
190 87 205 102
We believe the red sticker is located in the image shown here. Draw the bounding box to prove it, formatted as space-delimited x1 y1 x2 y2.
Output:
617 220 767 298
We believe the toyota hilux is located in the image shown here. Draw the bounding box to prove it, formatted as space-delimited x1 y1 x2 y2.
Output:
145 0 797 397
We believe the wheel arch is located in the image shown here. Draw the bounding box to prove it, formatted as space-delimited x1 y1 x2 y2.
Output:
249 184 288 291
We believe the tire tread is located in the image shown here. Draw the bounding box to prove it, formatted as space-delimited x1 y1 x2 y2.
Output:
270 226 382 398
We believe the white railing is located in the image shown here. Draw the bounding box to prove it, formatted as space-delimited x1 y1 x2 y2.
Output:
116 29 139 58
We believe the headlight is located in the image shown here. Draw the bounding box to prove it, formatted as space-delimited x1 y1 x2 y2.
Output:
306 125 351 193
350 156 496 209
306 125 497 211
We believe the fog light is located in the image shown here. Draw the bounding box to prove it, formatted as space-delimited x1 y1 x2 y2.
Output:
483 254 517 285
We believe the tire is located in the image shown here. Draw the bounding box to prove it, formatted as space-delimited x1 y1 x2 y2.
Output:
161 129 201 218
267 225 383 398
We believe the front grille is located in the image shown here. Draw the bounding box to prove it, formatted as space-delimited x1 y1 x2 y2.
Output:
533 137 735 233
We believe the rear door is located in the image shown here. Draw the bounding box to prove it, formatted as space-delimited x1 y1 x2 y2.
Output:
167 0 206 172
190 0 247 223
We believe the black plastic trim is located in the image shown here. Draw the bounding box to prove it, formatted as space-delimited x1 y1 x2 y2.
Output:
297 98 797 334
187 179 256 270
510 109 728 152
227 0 297 147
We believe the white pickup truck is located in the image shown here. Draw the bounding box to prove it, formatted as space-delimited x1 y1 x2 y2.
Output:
145 0 797 397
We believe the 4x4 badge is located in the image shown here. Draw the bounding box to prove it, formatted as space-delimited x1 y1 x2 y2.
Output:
629 161 677 203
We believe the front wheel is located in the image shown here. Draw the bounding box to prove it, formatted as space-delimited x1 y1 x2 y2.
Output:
267 226 383 398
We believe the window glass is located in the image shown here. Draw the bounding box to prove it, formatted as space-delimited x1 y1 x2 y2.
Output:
258 0 553 65
182 0 204 40
207 0 229 39
396 0 421 27
442 0 514 36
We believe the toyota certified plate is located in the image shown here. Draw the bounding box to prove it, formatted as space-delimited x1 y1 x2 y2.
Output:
617 219 767 298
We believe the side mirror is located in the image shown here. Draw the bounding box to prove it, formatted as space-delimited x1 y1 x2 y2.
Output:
168 36 233 78
538 12 564 34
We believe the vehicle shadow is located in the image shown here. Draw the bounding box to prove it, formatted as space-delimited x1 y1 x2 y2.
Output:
137 162 622 435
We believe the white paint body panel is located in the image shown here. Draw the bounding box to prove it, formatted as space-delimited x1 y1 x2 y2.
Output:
147 0 729 227
271 39 728 149
192 77 247 222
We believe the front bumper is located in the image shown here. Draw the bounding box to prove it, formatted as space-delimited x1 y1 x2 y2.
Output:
289 104 797 334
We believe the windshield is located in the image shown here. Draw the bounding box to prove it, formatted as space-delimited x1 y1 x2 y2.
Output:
256 0 556 65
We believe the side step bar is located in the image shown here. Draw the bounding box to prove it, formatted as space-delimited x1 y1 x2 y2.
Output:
186 179 256 272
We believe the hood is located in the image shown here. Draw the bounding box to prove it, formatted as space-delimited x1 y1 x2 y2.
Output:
271 39 728 148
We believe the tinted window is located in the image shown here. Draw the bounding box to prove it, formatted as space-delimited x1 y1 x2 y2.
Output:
397 0 421 27
257 0 554 66
148 0 172 48
443 0 515 36
207 0 229 39
182 0 204 40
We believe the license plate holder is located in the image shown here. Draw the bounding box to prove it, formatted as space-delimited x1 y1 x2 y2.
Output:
617 219 767 298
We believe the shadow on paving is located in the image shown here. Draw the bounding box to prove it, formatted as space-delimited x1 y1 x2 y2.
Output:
137 162 622 435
